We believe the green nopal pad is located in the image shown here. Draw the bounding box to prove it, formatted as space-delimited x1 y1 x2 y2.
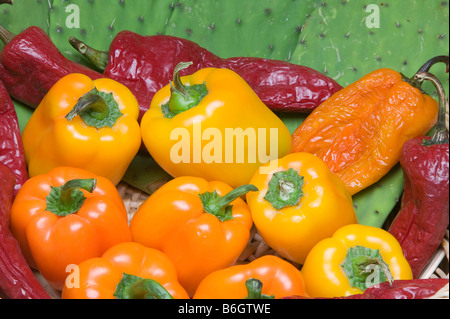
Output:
164 0 322 61
0 0 50 50
290 0 449 95
48 0 179 64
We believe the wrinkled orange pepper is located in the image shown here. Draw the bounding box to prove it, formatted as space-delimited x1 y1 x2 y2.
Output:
62 242 189 299
129 176 256 296
9 167 132 290
291 66 439 195
193 255 308 299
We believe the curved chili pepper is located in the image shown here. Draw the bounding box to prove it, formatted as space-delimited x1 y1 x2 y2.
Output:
0 24 104 108
69 32 343 121
0 164 50 299
0 80 27 196
388 65 449 278
283 278 449 299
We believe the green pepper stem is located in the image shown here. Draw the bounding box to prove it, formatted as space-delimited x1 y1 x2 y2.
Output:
59 178 96 208
414 71 449 145
46 179 96 216
68 36 109 72
172 62 193 97
199 184 258 222
0 24 15 44
245 278 275 299
165 61 208 116
264 168 304 210
114 273 174 299
341 245 394 291
66 92 109 121
210 184 258 208
65 88 123 128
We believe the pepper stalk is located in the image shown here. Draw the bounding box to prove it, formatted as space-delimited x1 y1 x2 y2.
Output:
163 61 208 118
65 87 123 128
68 36 109 72
113 273 174 299
341 245 394 291
199 184 258 222
413 71 449 145
263 168 304 210
0 24 15 45
46 179 96 216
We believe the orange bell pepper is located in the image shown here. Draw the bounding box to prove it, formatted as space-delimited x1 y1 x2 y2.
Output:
22 73 141 185
62 242 189 299
193 255 308 299
129 176 256 296
9 166 132 290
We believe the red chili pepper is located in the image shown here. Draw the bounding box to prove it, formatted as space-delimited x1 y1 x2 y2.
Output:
69 32 343 121
283 278 449 299
0 163 51 299
0 25 104 109
388 66 449 278
0 80 28 196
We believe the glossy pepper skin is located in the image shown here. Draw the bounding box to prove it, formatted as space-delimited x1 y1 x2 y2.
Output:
301 224 413 298
0 80 28 196
62 242 189 299
246 152 357 265
284 278 449 300
0 25 103 109
129 176 256 296
140 63 291 188
70 32 342 121
193 255 308 299
291 67 439 195
0 164 50 299
9 167 132 291
388 70 449 278
22 73 141 185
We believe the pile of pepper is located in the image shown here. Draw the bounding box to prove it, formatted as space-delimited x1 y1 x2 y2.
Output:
0 3 449 299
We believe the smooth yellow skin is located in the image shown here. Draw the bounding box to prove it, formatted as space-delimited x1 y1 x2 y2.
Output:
22 73 141 185
246 152 358 265
140 67 292 188
301 224 414 298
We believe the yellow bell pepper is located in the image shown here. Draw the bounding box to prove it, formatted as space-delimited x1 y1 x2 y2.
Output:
22 73 141 185
301 224 413 298
246 152 357 265
140 62 291 188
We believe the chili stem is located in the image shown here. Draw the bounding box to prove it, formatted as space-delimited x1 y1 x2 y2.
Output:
0 24 15 44
68 36 108 72
416 55 449 74
414 71 449 144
